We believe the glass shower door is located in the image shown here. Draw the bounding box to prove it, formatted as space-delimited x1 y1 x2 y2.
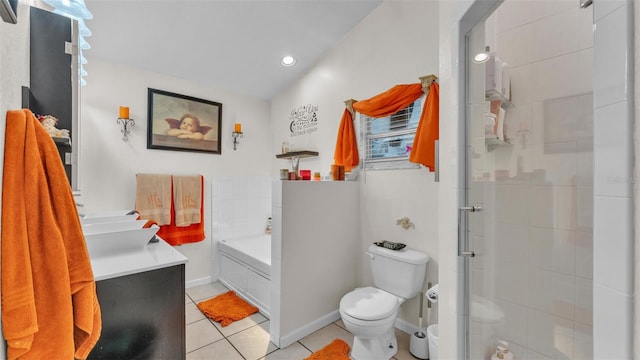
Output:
462 1 594 359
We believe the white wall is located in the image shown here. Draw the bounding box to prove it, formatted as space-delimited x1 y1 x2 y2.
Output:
271 181 360 347
80 58 273 283
0 2 31 358
270 0 440 329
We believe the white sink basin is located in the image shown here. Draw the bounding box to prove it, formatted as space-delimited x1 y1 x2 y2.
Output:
82 220 149 233
80 214 139 225
83 221 160 258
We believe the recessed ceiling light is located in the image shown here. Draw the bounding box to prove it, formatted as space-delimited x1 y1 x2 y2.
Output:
472 46 491 64
281 55 296 67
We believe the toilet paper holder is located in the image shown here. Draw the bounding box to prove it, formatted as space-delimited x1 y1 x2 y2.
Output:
426 283 439 303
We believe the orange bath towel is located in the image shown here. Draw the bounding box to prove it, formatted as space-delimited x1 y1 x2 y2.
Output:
197 291 258 327
2 109 101 359
135 173 172 225
305 339 351 360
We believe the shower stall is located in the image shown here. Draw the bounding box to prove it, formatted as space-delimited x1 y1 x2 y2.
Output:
461 0 595 358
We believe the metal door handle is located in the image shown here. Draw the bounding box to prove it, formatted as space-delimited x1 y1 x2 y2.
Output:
458 205 482 257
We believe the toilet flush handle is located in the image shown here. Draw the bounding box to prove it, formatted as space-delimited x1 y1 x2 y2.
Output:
365 251 375 260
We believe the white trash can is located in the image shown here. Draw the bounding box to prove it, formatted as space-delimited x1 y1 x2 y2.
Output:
427 324 438 360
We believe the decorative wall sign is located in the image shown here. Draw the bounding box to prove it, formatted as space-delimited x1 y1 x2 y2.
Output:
289 104 318 137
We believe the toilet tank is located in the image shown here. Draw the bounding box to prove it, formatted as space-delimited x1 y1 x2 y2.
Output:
368 244 429 299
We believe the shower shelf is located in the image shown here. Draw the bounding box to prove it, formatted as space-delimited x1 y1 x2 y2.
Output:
486 89 514 109
485 137 512 151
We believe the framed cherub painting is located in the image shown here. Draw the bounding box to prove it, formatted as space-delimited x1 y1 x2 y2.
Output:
147 88 222 154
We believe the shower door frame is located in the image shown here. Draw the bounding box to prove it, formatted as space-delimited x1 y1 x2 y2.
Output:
456 2 503 358
455 0 634 358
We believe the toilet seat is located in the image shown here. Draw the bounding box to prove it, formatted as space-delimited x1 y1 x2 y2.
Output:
340 287 399 321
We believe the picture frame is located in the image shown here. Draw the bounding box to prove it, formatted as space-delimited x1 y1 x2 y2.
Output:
147 88 222 154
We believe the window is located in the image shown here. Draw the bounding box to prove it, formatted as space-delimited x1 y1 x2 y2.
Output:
360 94 424 170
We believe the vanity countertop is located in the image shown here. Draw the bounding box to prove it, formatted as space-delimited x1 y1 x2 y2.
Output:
90 237 188 282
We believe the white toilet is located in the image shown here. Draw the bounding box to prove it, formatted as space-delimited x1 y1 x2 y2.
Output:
339 244 429 360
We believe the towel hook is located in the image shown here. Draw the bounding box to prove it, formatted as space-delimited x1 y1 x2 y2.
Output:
396 217 415 230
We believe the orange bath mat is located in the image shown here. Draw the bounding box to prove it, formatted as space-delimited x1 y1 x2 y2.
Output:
304 339 350 360
196 291 258 327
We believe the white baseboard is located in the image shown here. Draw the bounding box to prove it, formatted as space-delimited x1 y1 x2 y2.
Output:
186 276 212 289
395 317 430 335
279 310 342 348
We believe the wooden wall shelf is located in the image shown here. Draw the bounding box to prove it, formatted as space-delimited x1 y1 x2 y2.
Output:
275 150 319 159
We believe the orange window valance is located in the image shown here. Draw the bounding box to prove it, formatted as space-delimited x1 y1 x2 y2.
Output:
333 75 439 172
352 83 424 118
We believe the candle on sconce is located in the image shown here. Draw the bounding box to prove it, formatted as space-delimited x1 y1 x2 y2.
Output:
119 106 130 119
234 123 242 133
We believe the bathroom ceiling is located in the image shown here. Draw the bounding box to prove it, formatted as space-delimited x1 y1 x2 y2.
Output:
84 0 383 100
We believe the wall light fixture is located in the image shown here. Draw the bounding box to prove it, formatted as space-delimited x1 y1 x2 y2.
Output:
117 106 135 142
232 123 243 150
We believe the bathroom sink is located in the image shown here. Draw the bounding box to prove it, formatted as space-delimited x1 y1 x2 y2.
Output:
80 214 139 225
82 221 160 258
82 220 149 233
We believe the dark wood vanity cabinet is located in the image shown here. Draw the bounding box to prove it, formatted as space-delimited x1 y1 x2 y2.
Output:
88 265 186 360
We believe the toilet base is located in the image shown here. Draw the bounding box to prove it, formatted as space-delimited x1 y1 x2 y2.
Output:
350 329 397 360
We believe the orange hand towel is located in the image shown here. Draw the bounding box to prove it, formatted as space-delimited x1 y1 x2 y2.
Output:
333 109 359 172
156 175 205 246
2 109 101 359
135 173 172 225
173 175 202 227
409 82 439 171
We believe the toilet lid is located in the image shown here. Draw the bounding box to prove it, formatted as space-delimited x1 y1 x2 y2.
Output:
340 287 399 321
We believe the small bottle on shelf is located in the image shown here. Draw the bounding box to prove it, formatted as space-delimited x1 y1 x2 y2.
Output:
265 217 272 234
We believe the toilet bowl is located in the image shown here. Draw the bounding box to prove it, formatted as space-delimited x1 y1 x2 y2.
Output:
340 287 402 360
339 245 429 360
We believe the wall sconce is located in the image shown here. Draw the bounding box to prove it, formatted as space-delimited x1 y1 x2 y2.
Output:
232 123 243 150
117 106 135 142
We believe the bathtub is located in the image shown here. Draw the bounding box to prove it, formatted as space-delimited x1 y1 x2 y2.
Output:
218 235 271 317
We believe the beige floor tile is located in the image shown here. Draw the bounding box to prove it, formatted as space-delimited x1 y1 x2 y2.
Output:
186 302 206 324
333 318 348 331
214 312 268 337
262 342 312 359
186 318 224 353
186 282 229 302
186 339 244 360
228 321 278 360
299 323 354 353
186 294 193 305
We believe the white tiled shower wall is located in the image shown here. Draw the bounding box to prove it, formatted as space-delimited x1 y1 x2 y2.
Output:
210 176 273 240
438 0 634 358
469 2 594 359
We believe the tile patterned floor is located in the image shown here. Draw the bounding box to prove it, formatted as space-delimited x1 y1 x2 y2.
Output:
186 282 416 360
